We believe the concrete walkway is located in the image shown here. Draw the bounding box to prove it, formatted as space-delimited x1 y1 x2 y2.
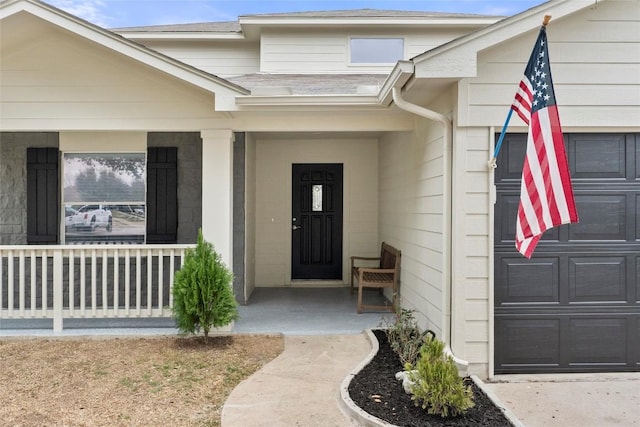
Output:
222 334 368 427
484 373 640 427
221 328 640 427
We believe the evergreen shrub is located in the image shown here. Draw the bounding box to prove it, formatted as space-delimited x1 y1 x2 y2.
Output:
172 230 238 342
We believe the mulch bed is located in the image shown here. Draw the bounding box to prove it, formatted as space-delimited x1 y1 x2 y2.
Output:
348 329 514 426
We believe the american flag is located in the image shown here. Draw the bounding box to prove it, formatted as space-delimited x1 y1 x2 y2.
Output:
511 26 578 258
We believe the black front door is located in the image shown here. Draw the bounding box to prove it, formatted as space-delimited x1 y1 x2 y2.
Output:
291 164 343 279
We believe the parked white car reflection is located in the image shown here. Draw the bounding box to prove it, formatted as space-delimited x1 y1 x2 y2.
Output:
68 205 112 232
64 206 77 230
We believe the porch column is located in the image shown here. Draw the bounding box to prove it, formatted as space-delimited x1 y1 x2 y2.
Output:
200 129 234 267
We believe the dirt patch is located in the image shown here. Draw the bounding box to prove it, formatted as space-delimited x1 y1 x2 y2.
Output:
0 334 283 427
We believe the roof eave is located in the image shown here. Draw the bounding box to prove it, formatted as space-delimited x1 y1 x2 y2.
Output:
238 17 502 26
412 0 605 79
235 94 383 109
115 32 246 41
0 0 250 105
378 61 415 106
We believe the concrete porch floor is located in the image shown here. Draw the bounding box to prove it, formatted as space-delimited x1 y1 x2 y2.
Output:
233 287 394 335
0 287 394 336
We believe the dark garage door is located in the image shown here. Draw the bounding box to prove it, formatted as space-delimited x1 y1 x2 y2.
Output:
495 133 640 374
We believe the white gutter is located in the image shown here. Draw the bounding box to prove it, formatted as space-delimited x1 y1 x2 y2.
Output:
391 86 469 374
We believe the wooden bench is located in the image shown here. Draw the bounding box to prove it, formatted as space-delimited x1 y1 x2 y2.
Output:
350 242 401 314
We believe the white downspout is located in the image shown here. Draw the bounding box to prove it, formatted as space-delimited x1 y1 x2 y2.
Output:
392 87 469 374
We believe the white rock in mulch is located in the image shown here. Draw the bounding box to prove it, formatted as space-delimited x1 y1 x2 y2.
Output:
395 370 417 394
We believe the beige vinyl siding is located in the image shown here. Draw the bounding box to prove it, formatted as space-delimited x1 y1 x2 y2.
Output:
261 28 477 74
405 28 482 58
260 30 347 73
378 121 447 339
451 126 493 377
0 26 222 131
460 0 640 128
141 41 260 77
254 136 378 286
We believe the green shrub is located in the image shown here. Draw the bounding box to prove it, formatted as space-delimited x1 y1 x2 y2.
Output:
384 308 433 366
406 335 474 418
172 230 238 342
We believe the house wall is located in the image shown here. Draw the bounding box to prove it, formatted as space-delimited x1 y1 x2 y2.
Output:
147 132 203 244
141 40 260 78
378 122 447 340
0 23 223 131
254 136 378 286
0 132 58 245
449 0 640 377
459 0 640 128
244 133 257 300
260 28 479 74
450 124 493 377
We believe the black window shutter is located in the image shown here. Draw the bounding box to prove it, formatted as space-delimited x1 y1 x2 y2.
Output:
27 147 59 244
147 147 178 243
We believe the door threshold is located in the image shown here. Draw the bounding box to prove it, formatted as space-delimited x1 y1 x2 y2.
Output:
289 280 345 288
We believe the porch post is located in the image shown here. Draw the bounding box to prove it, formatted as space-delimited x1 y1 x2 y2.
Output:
200 129 234 267
52 248 63 333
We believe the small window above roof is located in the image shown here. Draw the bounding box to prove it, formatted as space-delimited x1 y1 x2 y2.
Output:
349 37 404 64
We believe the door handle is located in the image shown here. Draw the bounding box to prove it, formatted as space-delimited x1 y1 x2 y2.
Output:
292 225 302 230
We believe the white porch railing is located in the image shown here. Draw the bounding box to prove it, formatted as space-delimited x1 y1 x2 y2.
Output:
0 244 192 332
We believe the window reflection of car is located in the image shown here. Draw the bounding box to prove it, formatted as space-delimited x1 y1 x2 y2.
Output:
69 205 112 232
64 206 78 230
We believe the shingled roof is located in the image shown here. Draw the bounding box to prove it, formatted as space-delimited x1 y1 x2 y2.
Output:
239 9 501 19
112 9 503 32
227 74 388 96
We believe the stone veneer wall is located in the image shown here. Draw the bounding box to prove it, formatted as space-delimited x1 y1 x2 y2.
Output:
233 133 246 304
0 132 59 245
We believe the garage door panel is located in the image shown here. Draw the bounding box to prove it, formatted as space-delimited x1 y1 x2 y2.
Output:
636 140 640 179
497 257 559 304
568 318 628 366
570 195 627 240
637 258 640 303
569 257 627 303
495 318 561 368
637 194 640 239
496 315 636 372
496 193 560 243
569 134 627 180
636 319 640 366
495 132 639 374
494 134 527 181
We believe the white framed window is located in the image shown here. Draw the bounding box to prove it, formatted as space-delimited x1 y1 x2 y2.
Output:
62 152 146 244
349 37 404 64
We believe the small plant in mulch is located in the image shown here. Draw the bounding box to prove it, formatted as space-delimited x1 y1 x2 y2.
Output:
383 309 474 419
384 308 434 366
172 229 238 342
405 334 475 418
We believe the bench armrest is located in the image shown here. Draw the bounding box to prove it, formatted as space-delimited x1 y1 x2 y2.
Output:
350 256 380 261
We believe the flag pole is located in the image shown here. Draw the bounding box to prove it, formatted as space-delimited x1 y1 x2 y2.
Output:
488 14 553 170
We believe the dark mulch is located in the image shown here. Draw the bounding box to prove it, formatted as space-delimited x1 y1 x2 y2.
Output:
348 330 513 426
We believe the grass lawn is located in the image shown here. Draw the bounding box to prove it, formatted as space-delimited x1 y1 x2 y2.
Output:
0 335 284 426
